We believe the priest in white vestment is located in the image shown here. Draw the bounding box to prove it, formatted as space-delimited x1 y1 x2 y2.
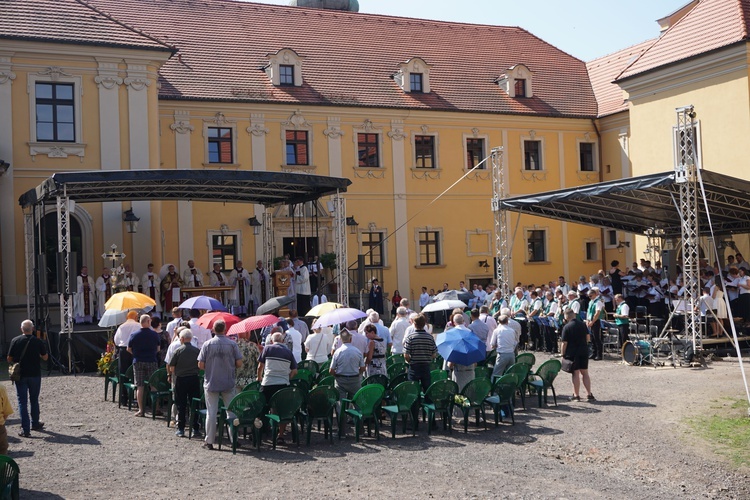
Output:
73 266 96 324
140 263 162 316
229 261 252 316
95 267 114 319
251 260 271 315
182 259 204 288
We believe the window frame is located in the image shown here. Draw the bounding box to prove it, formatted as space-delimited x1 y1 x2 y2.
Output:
584 240 599 262
465 137 486 170
523 139 543 171
409 73 424 93
27 71 85 157
414 134 437 169
514 78 526 98
207 229 242 273
207 126 234 164
35 82 76 143
525 228 548 264
357 132 381 168
202 120 238 166
361 230 386 268
415 228 443 267
604 229 618 249
285 129 310 166
279 64 295 86
577 140 598 172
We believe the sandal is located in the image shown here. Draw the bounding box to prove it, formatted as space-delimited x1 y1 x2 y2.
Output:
134 411 145 417
587 394 596 401
570 395 581 402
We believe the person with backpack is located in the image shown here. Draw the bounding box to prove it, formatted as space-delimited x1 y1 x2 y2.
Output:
7 320 48 438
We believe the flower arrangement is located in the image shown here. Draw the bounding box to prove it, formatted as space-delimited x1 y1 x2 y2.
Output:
97 341 116 376
453 394 470 407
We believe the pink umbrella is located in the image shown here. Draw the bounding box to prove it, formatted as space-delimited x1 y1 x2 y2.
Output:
227 314 280 336
197 311 240 331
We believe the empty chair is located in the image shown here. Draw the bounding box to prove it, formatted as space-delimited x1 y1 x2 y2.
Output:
381 381 421 438
420 379 459 435
220 390 265 454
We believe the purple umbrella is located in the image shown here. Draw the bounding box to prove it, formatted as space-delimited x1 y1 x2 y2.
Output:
178 295 227 311
312 307 367 329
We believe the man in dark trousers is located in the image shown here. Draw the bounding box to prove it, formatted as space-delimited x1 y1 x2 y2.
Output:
369 278 384 316
168 327 201 438
127 315 160 417
7 319 48 437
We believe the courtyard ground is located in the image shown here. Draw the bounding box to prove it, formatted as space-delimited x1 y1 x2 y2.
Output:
6 353 750 499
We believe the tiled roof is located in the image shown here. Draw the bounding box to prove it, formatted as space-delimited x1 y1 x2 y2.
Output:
0 0 174 52
618 0 750 80
82 0 597 118
586 39 655 117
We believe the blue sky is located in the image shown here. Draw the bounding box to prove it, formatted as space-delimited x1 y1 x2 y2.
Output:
247 0 690 60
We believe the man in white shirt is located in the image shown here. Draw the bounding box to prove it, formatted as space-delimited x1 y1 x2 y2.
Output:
183 260 203 288
331 321 369 356
304 326 334 364
165 307 184 338
389 307 410 354
293 257 311 316
490 315 518 380
187 309 212 349
285 319 303 363
418 287 430 311
288 310 309 343
113 311 141 405
468 309 490 347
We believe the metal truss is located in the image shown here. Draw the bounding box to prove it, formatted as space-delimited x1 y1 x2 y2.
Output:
490 147 510 299
331 192 349 306
675 105 701 351
23 207 35 321
262 208 274 275
57 194 74 373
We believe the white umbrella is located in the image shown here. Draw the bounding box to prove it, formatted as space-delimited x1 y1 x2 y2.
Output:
98 309 128 328
421 299 467 313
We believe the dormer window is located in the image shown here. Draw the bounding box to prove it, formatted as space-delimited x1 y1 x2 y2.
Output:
410 73 424 93
265 48 304 87
279 65 295 86
497 64 533 98
394 57 432 93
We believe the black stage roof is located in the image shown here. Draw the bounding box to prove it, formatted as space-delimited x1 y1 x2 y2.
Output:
19 169 351 208
499 169 750 238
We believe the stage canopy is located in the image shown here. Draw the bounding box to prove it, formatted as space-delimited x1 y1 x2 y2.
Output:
498 169 750 238
18 169 351 208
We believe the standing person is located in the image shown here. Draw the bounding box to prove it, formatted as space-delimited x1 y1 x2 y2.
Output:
608 260 625 296
419 286 430 312
0 383 13 453
403 314 437 425
307 256 321 297
7 320 48 437
391 290 402 318
113 311 141 406
489 315 518 381
468 309 490 346
235 329 261 389
198 320 243 450
161 265 183 314
187 309 212 349
182 259 203 288
389 307 410 355
73 266 96 324
612 294 630 348
257 332 298 445
165 307 183 338
95 267 114 320
561 309 595 401
586 288 604 361
304 326 333 365
368 278 384 316
127 315 160 417
329 329 366 431
140 263 162 318
285 318 303 363
293 257 311 316
250 260 270 316
120 263 140 292
230 261 252 316
168 328 201 438
208 263 227 287
363 324 387 377
152 317 169 366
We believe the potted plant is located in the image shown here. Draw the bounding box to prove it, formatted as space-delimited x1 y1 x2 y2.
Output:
320 252 337 293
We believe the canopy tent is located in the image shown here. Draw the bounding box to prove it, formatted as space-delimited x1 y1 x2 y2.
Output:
498 169 750 238
18 169 351 208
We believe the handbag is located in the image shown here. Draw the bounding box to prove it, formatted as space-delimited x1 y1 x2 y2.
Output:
9 338 31 383
560 357 574 373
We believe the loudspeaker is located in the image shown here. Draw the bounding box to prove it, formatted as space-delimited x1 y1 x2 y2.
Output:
36 254 48 296
56 251 78 295
662 249 677 282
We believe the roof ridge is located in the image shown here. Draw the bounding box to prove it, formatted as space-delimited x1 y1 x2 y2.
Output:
586 37 658 64
614 0 704 80
74 0 176 51
512 26 586 64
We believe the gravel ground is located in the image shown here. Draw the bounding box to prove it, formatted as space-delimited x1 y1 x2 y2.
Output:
6 353 750 499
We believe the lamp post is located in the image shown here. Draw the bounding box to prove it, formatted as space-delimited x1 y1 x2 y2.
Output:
346 216 358 235
247 216 262 235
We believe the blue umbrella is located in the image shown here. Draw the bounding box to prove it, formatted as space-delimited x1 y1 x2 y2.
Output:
436 328 486 366
178 295 227 311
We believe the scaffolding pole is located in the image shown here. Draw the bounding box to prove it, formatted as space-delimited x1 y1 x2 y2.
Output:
56 193 74 373
490 147 510 299
332 192 349 306
23 207 35 321
263 208 274 276
674 105 702 354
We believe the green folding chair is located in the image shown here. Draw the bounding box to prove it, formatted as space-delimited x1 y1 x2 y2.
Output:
147 368 173 424
503 363 531 410
527 359 562 407
316 375 335 388
342 384 386 442
430 369 448 385
387 362 406 379
266 387 305 449
474 366 491 380
219 390 266 454
456 377 492 433
0 455 20 500
120 364 137 410
242 381 261 393
421 379 459 435
298 359 319 375
362 374 388 388
104 358 119 402
484 373 518 426
381 381 420 438
305 385 339 445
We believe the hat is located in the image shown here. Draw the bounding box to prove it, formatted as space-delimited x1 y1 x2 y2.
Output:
126 310 138 320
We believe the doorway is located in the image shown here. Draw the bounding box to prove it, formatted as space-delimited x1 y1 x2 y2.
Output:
282 237 319 261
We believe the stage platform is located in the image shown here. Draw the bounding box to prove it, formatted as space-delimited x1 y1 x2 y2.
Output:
45 324 111 373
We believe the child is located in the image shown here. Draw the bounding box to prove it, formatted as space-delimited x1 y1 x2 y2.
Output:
0 383 14 454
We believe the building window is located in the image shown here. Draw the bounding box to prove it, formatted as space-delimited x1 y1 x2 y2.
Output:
527 229 546 262
35 82 75 142
514 79 526 98
358 133 380 167
585 241 598 261
285 130 309 165
279 65 295 86
212 234 237 271
606 229 617 248
524 140 541 170
415 135 435 168
579 142 595 171
410 73 424 93
207 127 233 163
362 231 384 267
418 230 441 266
466 138 485 169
